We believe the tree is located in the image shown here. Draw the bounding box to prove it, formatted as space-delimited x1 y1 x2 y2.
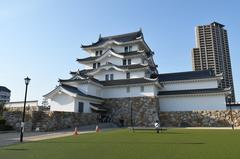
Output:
0 102 5 116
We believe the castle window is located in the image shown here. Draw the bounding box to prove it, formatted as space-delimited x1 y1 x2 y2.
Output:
110 74 114 80
97 63 101 67
140 86 144 92
93 63 96 69
124 46 128 52
126 86 130 93
78 102 84 113
126 72 130 79
95 51 99 56
105 74 109 81
129 46 132 52
128 59 131 65
123 59 131 65
123 59 126 65
99 50 103 55
124 46 132 52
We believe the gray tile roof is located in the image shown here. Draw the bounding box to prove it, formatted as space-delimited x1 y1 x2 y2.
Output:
77 50 143 63
90 103 108 111
158 70 216 82
118 64 148 70
100 78 157 86
81 31 143 48
0 86 11 92
158 88 229 96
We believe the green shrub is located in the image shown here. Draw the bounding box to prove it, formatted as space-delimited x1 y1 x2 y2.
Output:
0 117 6 125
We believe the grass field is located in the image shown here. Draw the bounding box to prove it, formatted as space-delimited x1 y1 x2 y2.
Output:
0 129 240 159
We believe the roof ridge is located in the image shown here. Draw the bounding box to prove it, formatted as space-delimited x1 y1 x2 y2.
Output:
159 69 213 76
101 30 142 40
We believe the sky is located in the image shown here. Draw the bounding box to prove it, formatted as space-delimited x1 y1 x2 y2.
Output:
0 0 239 103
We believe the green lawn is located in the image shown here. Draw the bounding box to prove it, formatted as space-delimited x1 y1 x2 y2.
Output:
0 129 240 159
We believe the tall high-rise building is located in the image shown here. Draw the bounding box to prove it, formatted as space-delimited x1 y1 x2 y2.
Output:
192 22 235 103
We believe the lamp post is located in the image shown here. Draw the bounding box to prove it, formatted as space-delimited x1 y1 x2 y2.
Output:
20 77 31 142
228 96 234 130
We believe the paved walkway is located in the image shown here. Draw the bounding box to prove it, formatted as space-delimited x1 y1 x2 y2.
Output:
0 129 95 147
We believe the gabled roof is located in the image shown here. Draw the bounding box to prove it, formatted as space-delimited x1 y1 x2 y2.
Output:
77 50 144 63
59 77 101 85
81 30 143 48
158 70 220 82
90 103 108 112
70 69 93 78
158 88 231 96
43 84 103 100
0 86 11 92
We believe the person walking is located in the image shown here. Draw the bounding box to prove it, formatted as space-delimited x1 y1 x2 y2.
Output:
154 120 160 133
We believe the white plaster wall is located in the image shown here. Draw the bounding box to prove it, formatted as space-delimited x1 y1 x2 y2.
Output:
130 71 145 78
74 99 93 113
112 44 139 53
77 84 88 94
94 69 125 81
76 83 102 97
50 93 75 112
103 85 156 98
131 58 142 65
84 64 92 70
159 95 226 111
94 69 145 81
87 84 102 97
161 80 218 91
100 56 122 66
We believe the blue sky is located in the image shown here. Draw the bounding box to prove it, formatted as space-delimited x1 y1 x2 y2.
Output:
0 0 239 103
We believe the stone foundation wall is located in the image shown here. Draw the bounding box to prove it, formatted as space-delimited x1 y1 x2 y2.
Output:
160 110 240 127
2 111 97 131
104 96 159 126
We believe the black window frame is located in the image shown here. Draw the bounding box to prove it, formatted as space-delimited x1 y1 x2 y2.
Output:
93 63 96 69
123 59 127 65
105 74 109 81
126 72 130 79
110 74 114 80
78 102 84 113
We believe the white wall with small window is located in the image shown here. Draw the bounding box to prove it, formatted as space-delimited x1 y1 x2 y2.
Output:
50 93 75 112
160 79 218 91
112 44 138 53
93 69 146 81
102 84 159 98
159 94 227 111
76 83 102 97
74 99 95 113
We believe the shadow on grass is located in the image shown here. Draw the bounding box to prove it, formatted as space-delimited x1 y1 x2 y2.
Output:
34 141 205 145
131 131 186 135
161 142 205 145
3 148 29 151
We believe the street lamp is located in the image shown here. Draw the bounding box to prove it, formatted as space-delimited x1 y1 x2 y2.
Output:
228 95 234 130
20 76 31 142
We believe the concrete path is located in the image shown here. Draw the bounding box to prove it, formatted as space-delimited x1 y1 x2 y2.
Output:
0 129 96 147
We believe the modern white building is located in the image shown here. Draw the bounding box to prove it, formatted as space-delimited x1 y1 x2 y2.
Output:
0 86 11 103
44 30 231 118
4 100 40 111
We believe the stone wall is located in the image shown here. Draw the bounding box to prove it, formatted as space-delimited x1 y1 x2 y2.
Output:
31 111 98 131
3 111 97 131
160 110 240 127
104 96 159 126
3 111 33 131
